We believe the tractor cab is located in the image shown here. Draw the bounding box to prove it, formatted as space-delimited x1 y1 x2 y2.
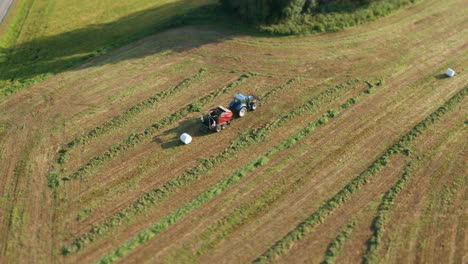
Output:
233 93 246 104
229 93 257 117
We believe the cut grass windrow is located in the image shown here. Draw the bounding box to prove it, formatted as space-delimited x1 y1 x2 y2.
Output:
321 222 356 264
57 68 207 165
362 162 413 264
95 81 377 263
253 86 468 263
61 79 365 255
60 72 255 184
362 120 467 264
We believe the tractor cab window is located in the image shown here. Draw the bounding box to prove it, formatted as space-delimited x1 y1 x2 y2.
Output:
237 98 246 104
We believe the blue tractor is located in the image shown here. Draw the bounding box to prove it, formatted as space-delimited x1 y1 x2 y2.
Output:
229 93 257 117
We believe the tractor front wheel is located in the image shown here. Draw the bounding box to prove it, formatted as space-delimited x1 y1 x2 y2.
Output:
250 102 257 111
238 107 247 117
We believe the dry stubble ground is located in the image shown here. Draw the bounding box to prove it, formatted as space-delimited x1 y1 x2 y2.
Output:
0 0 467 263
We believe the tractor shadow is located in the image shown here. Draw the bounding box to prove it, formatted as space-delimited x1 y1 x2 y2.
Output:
153 116 213 149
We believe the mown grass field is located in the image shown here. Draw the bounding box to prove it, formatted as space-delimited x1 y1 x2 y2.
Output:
0 0 467 263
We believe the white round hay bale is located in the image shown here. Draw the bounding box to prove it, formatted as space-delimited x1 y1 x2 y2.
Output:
445 68 455 77
180 133 192 144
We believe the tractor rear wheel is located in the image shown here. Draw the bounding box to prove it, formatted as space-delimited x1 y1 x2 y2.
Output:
238 107 247 117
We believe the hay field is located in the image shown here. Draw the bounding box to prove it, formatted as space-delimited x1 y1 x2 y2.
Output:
0 0 466 263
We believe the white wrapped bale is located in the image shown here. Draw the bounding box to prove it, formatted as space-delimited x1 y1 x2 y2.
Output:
180 133 192 144
445 68 455 77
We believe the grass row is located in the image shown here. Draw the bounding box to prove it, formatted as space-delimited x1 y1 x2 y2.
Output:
321 222 356 264
57 68 207 164
362 162 413 264
58 72 255 184
253 86 468 263
169 155 306 262
96 81 377 263
61 79 364 255
363 113 468 263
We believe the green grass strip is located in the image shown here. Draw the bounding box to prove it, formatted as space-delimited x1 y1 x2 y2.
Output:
59 72 255 184
321 222 356 264
57 68 207 164
61 79 364 255
362 162 413 264
95 81 376 263
253 86 468 263
0 0 34 51
0 0 46 98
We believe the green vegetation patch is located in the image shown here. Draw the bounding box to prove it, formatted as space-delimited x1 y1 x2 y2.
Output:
221 0 420 34
0 123 8 133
